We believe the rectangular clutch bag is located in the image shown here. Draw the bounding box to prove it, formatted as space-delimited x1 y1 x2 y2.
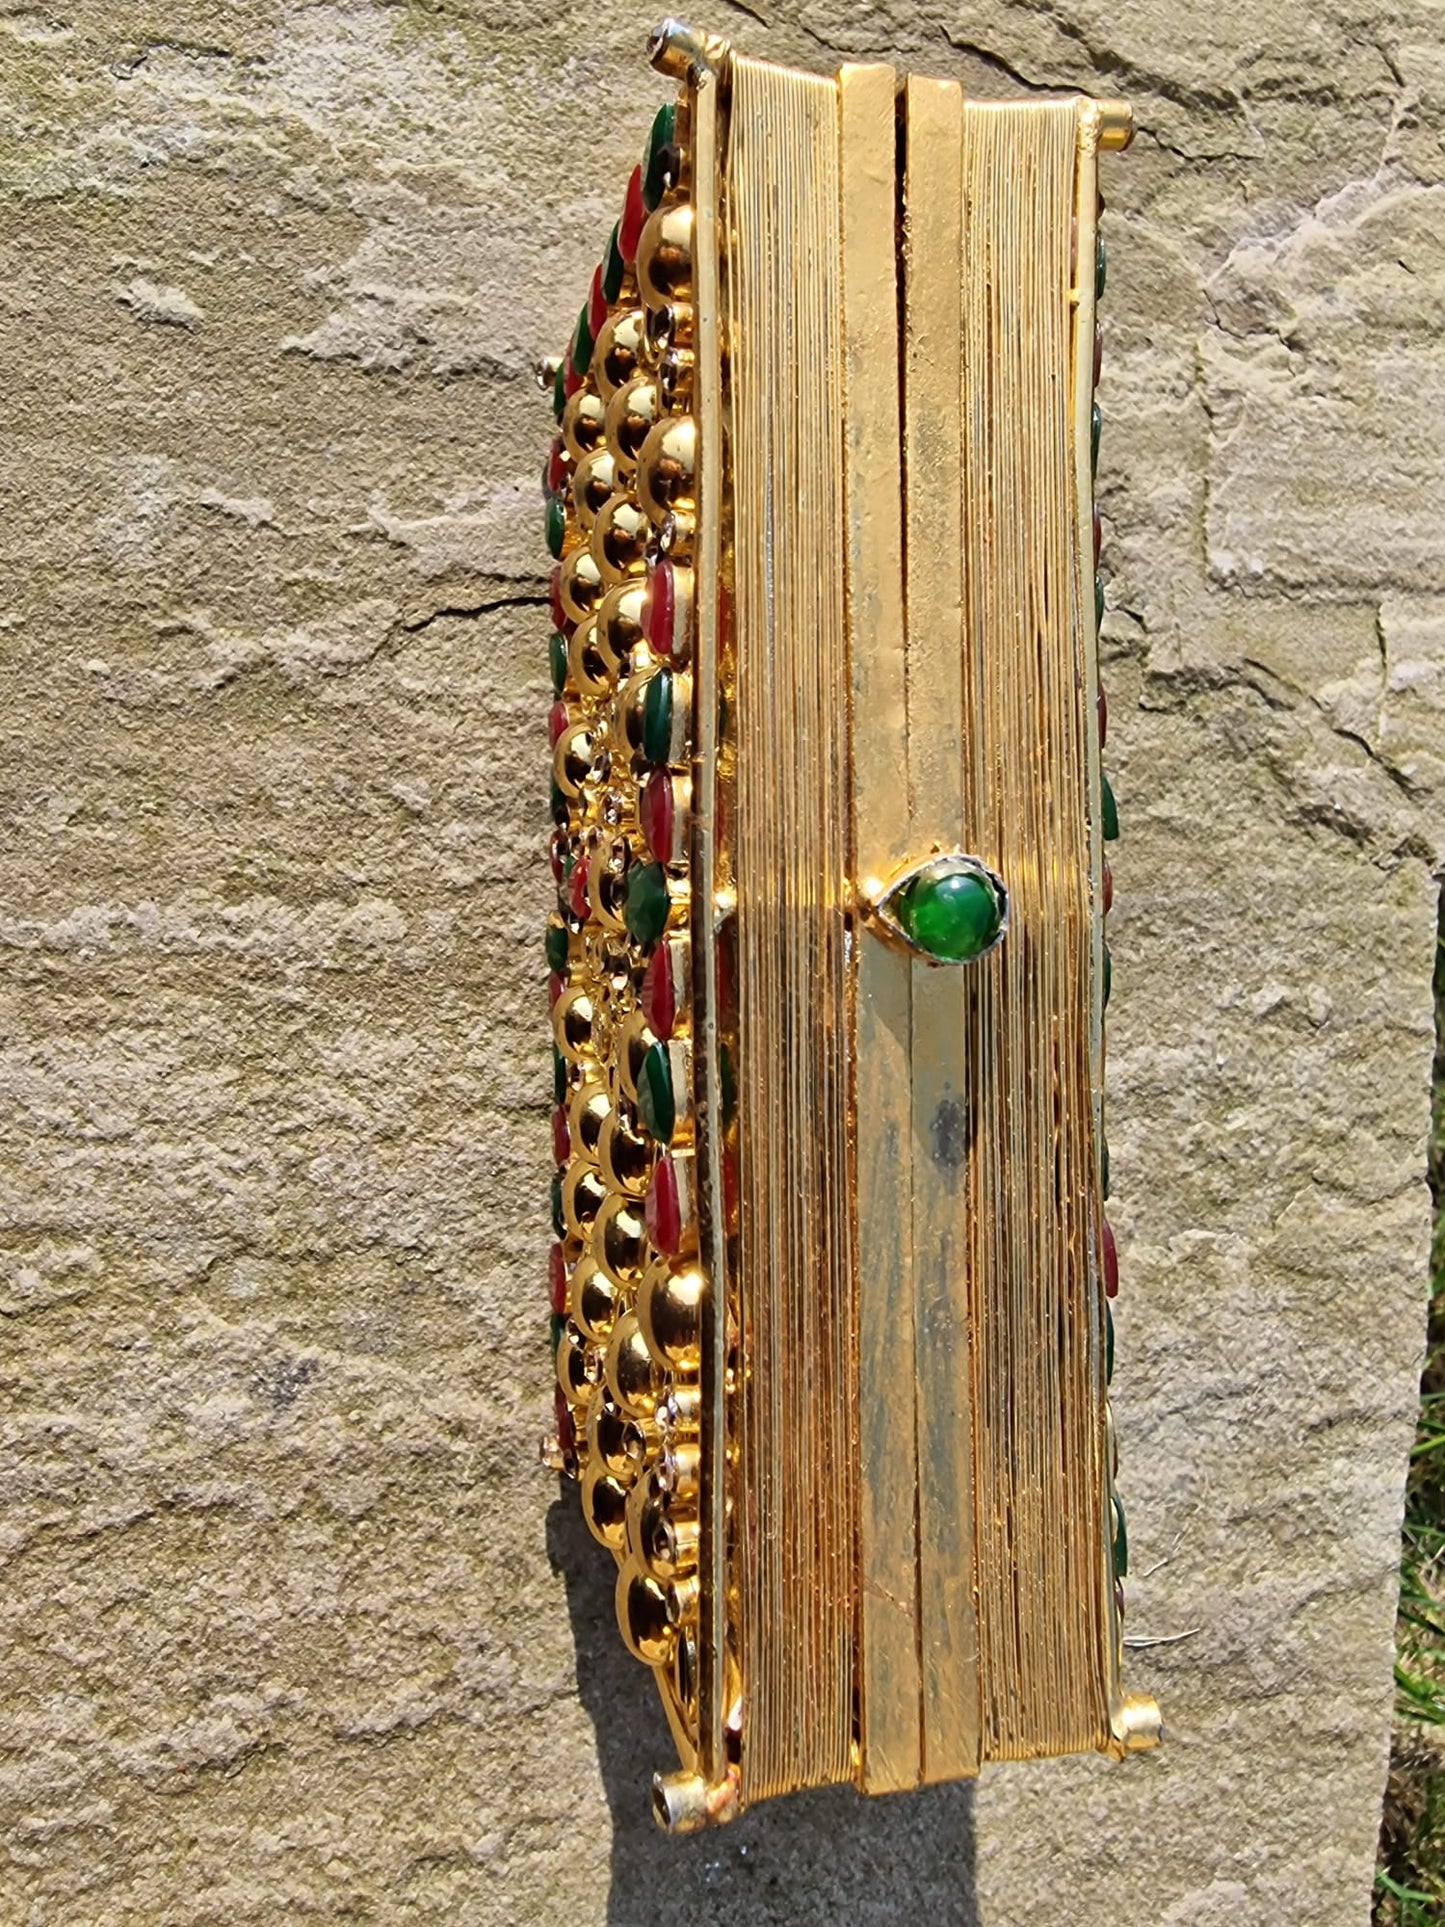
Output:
540 19 1161 1830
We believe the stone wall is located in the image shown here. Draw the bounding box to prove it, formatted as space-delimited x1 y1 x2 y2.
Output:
0 3 1438 1921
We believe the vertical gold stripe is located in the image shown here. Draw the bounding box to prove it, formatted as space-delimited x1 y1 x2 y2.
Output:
957 99 1109 1760
900 75 982 1784
839 61 920 1796
1072 103 1129 1746
688 54 730 1796
729 53 856 1800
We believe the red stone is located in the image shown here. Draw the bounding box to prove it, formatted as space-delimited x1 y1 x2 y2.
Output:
588 265 608 341
549 828 569 882
647 559 676 658
1098 685 1108 747
548 969 566 1010
547 435 566 496
640 768 675 864
641 943 676 1040
1103 859 1114 914
548 1241 568 1314
548 700 568 748
566 857 590 921
1092 322 1103 386
1102 1217 1119 1298
619 166 646 262
563 358 582 399
551 1104 570 1167
722 1146 739 1230
645 1153 683 1256
549 566 568 633
1092 503 1102 566
554 1383 576 1456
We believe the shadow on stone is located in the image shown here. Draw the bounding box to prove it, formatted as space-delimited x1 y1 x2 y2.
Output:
546 1495 979 1927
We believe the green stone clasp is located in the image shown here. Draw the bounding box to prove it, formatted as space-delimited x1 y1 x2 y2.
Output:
868 852 1009 965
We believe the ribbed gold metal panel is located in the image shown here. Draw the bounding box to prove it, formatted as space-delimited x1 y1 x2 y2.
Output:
953 100 1111 1759
839 60 921 1797
727 52 857 1801
899 73 984 1785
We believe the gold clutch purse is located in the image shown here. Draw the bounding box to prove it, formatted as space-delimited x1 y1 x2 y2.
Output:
539 19 1161 1830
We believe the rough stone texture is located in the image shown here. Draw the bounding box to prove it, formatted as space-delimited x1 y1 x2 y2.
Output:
0 2 1437 1922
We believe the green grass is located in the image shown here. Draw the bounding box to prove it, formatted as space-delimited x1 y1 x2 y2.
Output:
1374 901 1445 1924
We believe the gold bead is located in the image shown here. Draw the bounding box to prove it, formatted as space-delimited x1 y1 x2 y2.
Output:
552 719 599 800
562 387 607 461
636 203 694 308
585 1389 652 1479
567 1078 611 1163
581 1457 630 1551
555 1322 599 1402
596 580 648 676
644 297 693 368
605 374 661 476
637 416 697 527
570 447 616 532
657 1381 702 1434
613 1005 658 1105
593 307 646 401
605 1308 665 1418
598 1102 653 1198
596 1194 649 1294
657 338 695 414
586 835 632 934
591 494 652 584
659 1436 701 1502
584 925 636 999
637 1257 704 1371
626 1465 699 1581
552 983 600 1063
615 1559 697 1667
558 545 603 625
571 1251 621 1344
566 618 614 701
562 1162 608 1239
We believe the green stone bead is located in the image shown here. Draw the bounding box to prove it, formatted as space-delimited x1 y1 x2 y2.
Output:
641 669 674 765
1103 944 1112 1008
550 1311 567 1357
545 916 569 973
637 1041 676 1144
1105 1301 1115 1383
551 1173 565 1238
1091 401 1101 475
553 1045 567 1106
1112 1493 1128 1578
897 864 1002 963
1101 1136 1110 1199
545 492 565 559
602 222 626 303
553 360 565 422
625 860 670 946
1101 771 1119 841
551 777 568 825
549 630 568 696
1095 573 1105 627
571 303 593 379
1096 231 1107 300
643 102 676 211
